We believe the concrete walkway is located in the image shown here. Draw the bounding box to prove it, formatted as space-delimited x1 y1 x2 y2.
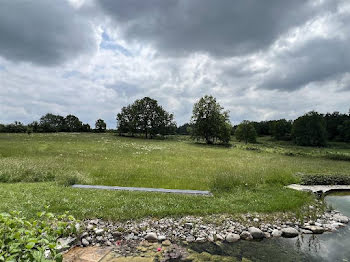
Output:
72 184 212 196
287 184 350 194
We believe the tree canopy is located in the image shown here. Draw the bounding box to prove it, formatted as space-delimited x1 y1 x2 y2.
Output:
190 95 231 144
292 111 327 146
95 119 107 132
116 97 176 138
235 120 257 144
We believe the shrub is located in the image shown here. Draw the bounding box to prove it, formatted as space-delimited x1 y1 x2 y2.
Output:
298 173 350 185
0 211 79 261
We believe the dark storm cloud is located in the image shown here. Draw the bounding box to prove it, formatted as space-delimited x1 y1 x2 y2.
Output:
0 0 96 66
97 0 337 57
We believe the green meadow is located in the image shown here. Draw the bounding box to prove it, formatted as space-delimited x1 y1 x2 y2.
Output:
0 133 349 220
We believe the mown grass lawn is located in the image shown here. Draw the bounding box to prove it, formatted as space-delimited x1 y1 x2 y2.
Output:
0 133 349 220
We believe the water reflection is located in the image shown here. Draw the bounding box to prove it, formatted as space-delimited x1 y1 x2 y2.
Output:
189 193 350 261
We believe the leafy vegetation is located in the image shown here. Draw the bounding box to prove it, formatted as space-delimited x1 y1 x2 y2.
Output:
190 95 231 144
292 111 327 147
0 211 79 261
234 121 257 144
116 97 176 138
298 173 350 185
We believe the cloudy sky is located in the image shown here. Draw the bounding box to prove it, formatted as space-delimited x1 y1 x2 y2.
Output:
0 0 349 128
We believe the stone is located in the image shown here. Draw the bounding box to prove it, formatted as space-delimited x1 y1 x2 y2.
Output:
56 237 76 252
225 233 240 243
333 214 349 224
264 232 271 239
145 232 158 242
184 223 193 229
248 227 264 239
215 234 224 241
240 231 253 240
304 226 324 234
157 235 166 242
162 240 172 246
281 227 299 238
300 229 313 234
94 229 104 236
82 238 90 246
195 237 206 243
186 236 195 242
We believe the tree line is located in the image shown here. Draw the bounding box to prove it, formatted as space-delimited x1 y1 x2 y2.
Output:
0 114 107 133
1 96 349 147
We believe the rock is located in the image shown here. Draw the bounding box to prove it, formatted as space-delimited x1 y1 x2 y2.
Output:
56 237 76 252
184 223 193 229
162 240 172 246
158 235 166 242
331 222 345 228
106 241 112 246
215 234 224 241
271 229 282 237
334 214 349 224
82 238 90 246
253 218 259 222
87 224 94 230
94 229 104 236
145 232 158 242
186 236 195 242
226 233 240 243
248 227 264 239
304 226 324 234
195 237 206 243
301 229 313 234
281 227 299 238
264 232 271 239
240 231 253 240
80 232 88 239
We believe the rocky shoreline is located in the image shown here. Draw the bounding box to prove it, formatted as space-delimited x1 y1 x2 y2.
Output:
72 207 348 251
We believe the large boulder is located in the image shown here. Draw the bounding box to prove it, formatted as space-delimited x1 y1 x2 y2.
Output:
334 214 349 224
281 227 299 238
248 227 264 239
240 231 253 240
226 233 240 243
145 232 158 242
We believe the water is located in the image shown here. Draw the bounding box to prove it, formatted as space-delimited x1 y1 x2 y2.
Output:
190 193 350 261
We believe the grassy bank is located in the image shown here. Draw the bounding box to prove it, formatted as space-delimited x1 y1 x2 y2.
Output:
0 133 349 220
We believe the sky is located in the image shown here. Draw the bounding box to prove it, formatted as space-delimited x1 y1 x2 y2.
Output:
0 0 350 128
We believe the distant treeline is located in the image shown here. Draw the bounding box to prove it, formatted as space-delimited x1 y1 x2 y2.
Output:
0 113 107 133
177 111 350 144
1 97 349 147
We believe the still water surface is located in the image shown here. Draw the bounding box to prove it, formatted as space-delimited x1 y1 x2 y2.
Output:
190 193 350 261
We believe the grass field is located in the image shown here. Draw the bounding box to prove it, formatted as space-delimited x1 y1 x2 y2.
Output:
0 133 349 220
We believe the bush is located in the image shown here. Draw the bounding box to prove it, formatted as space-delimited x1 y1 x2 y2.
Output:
298 173 350 185
0 211 79 261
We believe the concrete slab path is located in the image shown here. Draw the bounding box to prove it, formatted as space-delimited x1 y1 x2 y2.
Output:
287 184 350 194
72 184 212 196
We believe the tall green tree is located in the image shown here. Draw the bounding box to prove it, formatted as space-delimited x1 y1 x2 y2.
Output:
190 95 231 144
270 119 292 140
64 115 83 132
235 120 257 144
117 97 176 138
292 111 327 146
95 119 107 132
39 113 65 132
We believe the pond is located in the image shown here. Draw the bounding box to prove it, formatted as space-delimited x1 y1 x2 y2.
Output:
189 192 350 261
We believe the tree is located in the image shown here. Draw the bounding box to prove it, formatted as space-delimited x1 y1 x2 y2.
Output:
292 111 327 146
235 120 257 144
190 95 231 144
338 120 350 142
324 112 349 141
116 97 176 138
39 113 65 132
270 119 292 140
95 119 107 132
64 115 83 132
176 123 191 135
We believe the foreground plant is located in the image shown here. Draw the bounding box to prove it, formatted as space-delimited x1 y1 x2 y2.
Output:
0 210 79 262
